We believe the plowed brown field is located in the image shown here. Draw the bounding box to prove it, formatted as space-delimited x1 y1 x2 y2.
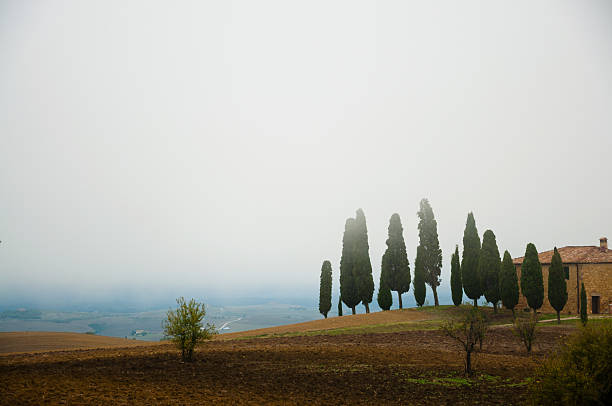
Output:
0 332 156 354
0 325 574 405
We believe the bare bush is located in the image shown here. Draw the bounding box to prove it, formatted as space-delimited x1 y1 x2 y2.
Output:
513 313 537 353
441 307 488 375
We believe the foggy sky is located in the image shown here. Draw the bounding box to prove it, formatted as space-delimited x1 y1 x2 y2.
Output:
1 1 611 308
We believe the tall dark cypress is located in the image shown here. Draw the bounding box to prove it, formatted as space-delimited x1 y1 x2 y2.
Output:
548 247 567 323
499 250 519 317
413 246 426 307
450 245 463 306
354 209 374 313
520 243 544 314
461 212 482 306
381 213 411 309
337 292 343 317
340 218 360 314
479 230 501 313
580 282 587 325
416 199 443 306
318 260 332 318
377 271 392 311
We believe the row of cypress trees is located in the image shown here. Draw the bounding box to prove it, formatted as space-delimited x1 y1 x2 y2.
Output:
319 199 443 317
320 207 573 319
449 213 569 321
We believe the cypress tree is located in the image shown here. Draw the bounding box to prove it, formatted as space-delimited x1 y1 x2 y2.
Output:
340 218 360 314
337 293 343 317
479 230 501 313
450 245 463 306
354 209 374 313
377 271 392 311
520 243 544 314
499 250 519 317
548 247 567 323
413 246 426 307
381 213 411 309
417 199 443 306
318 260 332 318
580 282 587 326
461 212 482 306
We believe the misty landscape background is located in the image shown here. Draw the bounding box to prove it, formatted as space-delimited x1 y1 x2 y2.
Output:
1 1 611 337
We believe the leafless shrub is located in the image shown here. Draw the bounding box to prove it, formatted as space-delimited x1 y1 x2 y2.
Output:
513 313 537 353
441 308 489 375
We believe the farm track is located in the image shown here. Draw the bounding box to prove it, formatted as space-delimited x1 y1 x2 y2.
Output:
0 325 574 405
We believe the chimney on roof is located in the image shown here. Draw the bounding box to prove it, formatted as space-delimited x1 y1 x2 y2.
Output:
600 237 608 251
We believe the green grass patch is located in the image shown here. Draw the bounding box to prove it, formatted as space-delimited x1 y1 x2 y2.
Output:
404 376 472 387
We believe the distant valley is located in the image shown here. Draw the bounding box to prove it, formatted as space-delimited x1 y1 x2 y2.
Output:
0 303 321 341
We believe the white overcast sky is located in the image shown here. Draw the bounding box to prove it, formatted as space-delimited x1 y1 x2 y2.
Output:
1 1 611 307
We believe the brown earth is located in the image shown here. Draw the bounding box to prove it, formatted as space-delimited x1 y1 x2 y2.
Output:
0 332 156 354
0 325 574 405
219 308 434 339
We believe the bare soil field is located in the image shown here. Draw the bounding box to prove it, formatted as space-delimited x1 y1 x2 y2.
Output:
219 308 434 339
0 325 574 405
0 332 155 354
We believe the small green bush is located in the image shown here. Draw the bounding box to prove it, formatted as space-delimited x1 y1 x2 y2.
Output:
163 297 217 362
530 320 612 405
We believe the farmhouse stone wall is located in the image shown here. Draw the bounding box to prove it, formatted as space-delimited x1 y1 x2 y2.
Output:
579 263 612 315
515 263 612 315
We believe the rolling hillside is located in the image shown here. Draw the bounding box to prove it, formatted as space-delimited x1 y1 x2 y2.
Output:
218 307 435 339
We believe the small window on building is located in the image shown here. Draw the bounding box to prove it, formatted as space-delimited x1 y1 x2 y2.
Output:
564 266 570 280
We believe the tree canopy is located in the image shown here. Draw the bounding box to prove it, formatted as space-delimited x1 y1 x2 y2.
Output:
450 245 463 306
377 273 392 311
548 247 567 323
340 218 360 314
381 213 411 309
479 229 501 312
520 243 544 313
461 212 482 306
318 260 332 318
413 246 426 306
499 250 519 315
580 283 588 325
354 209 374 313
417 199 443 306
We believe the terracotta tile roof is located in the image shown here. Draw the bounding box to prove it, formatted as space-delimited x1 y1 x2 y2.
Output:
513 246 612 265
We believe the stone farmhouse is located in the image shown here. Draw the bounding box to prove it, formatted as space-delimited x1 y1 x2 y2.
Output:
513 237 611 315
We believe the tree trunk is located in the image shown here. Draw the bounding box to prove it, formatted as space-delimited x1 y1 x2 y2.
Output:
466 350 472 375
432 286 439 307
398 292 403 309
493 302 498 314
324 314 327 319
351 306 356 315
474 299 478 307
556 310 560 324
364 302 370 313
511 308 515 320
